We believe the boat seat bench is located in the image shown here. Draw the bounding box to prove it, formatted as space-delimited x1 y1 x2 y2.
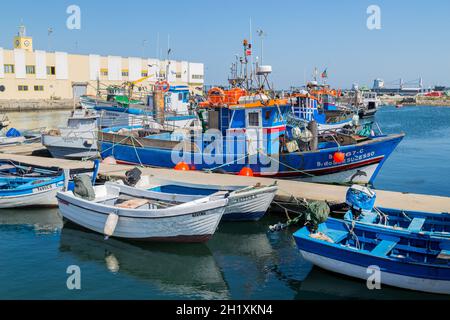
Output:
116 198 149 209
408 218 426 232
371 237 400 256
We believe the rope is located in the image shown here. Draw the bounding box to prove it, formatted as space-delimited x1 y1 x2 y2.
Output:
344 220 361 250
257 150 316 178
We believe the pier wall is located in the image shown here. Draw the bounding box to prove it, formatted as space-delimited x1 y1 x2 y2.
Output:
0 99 74 111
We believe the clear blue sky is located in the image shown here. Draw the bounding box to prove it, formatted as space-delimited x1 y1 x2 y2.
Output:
1 0 448 89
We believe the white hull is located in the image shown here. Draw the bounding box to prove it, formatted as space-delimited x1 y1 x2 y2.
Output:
42 135 98 159
301 251 450 295
224 186 277 220
0 186 62 208
297 163 379 184
57 186 227 242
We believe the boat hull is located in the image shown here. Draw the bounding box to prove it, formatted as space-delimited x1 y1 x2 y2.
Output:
100 134 404 185
299 250 450 295
0 184 63 208
42 135 98 159
57 190 226 243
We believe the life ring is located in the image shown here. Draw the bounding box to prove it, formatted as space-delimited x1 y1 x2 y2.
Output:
208 87 225 106
156 81 170 93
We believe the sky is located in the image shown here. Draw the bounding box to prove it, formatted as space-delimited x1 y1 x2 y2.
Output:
0 0 449 89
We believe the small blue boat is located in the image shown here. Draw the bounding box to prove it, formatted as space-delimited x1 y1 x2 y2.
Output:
293 218 450 294
342 185 450 238
0 160 100 208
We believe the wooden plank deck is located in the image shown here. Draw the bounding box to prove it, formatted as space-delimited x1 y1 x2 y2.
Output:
1 153 449 214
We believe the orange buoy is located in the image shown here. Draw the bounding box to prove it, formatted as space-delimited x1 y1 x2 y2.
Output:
174 162 190 171
333 152 345 164
238 167 254 177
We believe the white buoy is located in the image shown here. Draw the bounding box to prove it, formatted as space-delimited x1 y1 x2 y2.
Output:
104 213 119 238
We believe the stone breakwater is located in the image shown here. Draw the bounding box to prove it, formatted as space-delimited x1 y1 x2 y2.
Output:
380 96 450 107
0 99 75 112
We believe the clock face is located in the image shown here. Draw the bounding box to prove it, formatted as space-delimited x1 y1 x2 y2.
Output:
24 40 30 47
15 40 20 47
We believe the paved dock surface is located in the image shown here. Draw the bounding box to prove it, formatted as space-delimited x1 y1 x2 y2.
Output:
1 153 449 214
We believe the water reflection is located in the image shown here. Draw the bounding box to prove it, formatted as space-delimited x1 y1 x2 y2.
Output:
0 208 62 234
7 110 70 131
59 226 230 300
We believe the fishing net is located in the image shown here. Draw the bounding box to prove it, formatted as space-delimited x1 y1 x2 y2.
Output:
304 201 330 232
73 175 95 201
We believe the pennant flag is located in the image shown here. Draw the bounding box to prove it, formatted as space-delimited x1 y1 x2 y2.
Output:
321 69 328 79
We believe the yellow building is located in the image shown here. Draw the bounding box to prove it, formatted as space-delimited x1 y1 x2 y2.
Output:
0 26 205 102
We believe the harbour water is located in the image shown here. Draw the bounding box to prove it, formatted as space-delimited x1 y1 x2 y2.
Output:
1 106 449 300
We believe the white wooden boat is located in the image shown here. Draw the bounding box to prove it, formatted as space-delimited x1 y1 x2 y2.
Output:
57 183 228 242
109 176 278 221
41 108 99 160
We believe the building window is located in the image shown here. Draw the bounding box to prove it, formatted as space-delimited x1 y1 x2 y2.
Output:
4 64 15 74
47 66 56 75
141 71 148 77
26 65 36 74
122 70 129 77
34 85 44 91
192 74 203 80
100 68 108 76
176 72 182 79
18 85 29 92
248 112 260 127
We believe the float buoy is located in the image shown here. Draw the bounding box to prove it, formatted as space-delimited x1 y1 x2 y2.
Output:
174 162 190 171
333 152 345 164
156 81 170 93
239 167 254 177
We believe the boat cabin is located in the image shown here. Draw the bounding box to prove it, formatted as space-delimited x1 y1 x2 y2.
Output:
200 89 291 156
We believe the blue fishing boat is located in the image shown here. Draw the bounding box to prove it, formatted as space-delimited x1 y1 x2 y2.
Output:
338 185 450 238
98 97 404 184
293 218 450 294
0 160 99 208
289 91 355 133
98 40 404 185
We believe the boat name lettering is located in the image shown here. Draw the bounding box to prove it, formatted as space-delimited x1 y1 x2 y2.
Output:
317 151 376 167
33 184 55 193
192 211 207 218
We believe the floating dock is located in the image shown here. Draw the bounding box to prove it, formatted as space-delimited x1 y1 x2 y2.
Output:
1 153 449 214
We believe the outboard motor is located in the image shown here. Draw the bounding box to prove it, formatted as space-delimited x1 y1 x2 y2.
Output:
346 185 376 214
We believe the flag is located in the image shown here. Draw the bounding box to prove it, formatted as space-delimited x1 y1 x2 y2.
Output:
321 69 328 79
246 49 252 56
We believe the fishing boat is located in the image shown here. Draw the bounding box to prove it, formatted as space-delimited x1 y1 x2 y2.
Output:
41 108 99 160
293 218 450 294
334 185 450 238
358 91 380 118
289 90 356 133
0 128 41 147
98 40 403 185
109 173 278 221
98 99 404 185
0 160 98 208
57 183 229 242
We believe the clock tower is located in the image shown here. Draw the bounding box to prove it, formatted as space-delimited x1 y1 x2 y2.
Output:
13 24 33 52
